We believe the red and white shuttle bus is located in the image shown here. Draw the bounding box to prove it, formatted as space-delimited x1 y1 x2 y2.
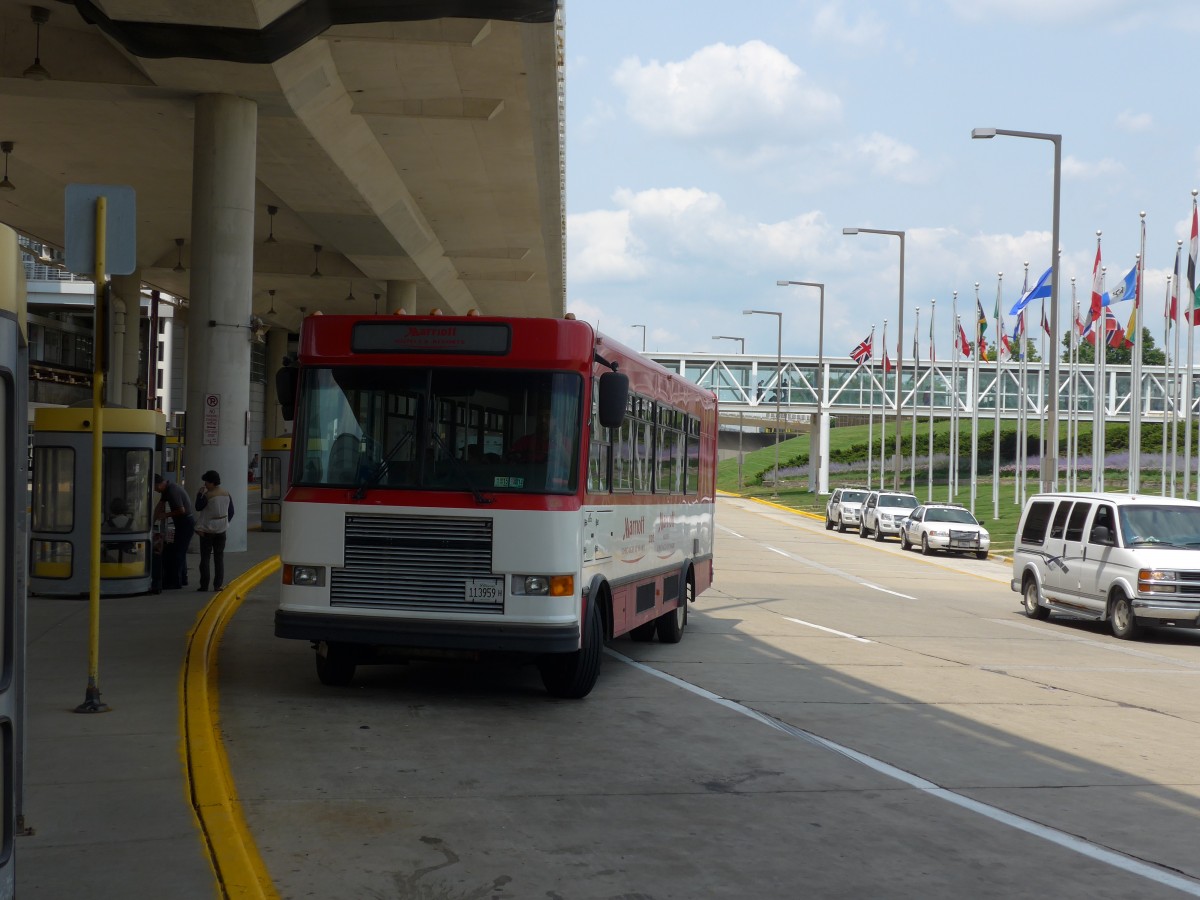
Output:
274 313 716 697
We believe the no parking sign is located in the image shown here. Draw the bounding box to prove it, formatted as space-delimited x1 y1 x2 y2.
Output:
203 393 220 445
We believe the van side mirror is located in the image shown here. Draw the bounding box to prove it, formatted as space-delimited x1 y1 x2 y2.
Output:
276 365 298 422
598 371 628 429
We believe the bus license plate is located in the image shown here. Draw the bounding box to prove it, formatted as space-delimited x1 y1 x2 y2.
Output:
465 578 503 604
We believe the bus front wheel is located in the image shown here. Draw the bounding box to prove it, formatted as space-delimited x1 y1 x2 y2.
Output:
540 609 602 699
315 641 357 687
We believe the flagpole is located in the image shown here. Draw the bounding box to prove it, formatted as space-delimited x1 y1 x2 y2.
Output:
1068 287 1078 492
951 292 959 501
867 324 875 489
928 298 936 502
881 321 889 490
911 306 920 493
971 282 981 515
993 273 1003 521
1187 190 1198 499
1016 263 1028 507
1130 213 1146 493
1162 259 1172 495
1172 240 1182 496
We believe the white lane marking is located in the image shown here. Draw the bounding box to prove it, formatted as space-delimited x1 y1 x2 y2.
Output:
860 582 916 600
608 649 1200 896
718 524 744 538
782 616 873 643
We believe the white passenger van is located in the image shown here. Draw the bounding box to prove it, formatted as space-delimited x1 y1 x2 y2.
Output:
1011 492 1200 639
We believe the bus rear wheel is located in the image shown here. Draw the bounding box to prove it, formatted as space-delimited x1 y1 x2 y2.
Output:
657 574 693 644
540 608 602 698
315 641 356 687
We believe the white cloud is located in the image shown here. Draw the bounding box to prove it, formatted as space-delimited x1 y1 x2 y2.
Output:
943 0 1135 25
611 40 842 145
566 209 648 281
1062 155 1125 179
1115 110 1153 132
848 132 929 184
812 3 888 48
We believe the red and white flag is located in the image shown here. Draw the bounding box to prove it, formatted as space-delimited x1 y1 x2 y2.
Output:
1089 238 1104 326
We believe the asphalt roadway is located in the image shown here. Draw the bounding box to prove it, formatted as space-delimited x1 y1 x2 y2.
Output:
19 494 1200 898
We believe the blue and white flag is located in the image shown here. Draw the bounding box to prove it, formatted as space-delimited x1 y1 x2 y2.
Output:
1101 264 1138 307
1010 265 1052 315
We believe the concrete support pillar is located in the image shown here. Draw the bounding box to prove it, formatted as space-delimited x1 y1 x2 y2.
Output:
112 273 143 407
185 93 257 553
264 327 288 438
385 280 417 314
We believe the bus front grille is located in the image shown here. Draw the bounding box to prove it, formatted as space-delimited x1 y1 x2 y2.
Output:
331 514 500 613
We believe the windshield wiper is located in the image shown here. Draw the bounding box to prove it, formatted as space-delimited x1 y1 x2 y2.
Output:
429 429 494 505
352 431 414 500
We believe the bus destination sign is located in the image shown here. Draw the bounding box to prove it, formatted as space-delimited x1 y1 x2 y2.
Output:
352 321 511 355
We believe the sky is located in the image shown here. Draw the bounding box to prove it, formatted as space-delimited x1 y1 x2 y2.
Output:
564 0 1200 363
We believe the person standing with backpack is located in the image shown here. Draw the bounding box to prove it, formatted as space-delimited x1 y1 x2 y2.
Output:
194 470 234 591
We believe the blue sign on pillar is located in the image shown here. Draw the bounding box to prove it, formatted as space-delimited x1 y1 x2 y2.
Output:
64 184 137 276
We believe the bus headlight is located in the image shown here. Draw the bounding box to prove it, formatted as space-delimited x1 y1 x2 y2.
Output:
1138 569 1176 594
511 574 574 596
283 564 325 587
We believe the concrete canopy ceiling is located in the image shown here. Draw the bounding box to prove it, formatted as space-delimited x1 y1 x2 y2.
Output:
0 0 564 330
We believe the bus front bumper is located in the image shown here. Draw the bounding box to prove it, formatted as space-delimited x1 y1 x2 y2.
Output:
275 609 581 655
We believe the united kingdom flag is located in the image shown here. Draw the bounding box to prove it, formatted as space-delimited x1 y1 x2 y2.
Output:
849 334 873 363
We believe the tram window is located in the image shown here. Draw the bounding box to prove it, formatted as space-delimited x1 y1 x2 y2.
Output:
261 456 282 501
102 448 152 534
30 540 71 579
31 446 74 533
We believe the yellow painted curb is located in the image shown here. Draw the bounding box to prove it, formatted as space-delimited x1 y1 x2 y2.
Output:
181 555 282 900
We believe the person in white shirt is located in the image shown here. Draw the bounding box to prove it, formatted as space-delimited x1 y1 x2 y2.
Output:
194 469 233 591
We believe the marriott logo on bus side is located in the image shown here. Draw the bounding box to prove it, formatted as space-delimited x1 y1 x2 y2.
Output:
623 517 646 539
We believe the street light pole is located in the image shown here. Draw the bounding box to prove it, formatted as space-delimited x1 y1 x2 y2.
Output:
972 126 1062 493
631 324 647 352
743 309 783 495
843 227 905 489
776 280 825 493
713 335 746 490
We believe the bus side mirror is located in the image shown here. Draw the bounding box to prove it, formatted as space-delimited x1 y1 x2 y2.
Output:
276 366 298 422
598 371 628 429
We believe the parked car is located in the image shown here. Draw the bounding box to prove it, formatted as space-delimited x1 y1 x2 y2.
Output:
859 490 919 541
1011 491 1200 640
825 487 870 532
899 503 990 559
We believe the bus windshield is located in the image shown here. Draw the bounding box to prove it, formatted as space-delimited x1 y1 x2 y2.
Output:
294 366 582 495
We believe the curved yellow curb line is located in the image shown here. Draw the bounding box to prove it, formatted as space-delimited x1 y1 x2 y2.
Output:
181 555 282 900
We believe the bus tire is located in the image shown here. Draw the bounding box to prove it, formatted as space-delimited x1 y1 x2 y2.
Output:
657 571 692 644
630 621 657 642
315 642 356 687
540 606 602 699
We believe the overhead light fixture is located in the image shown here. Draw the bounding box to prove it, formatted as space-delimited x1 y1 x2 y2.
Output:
172 238 185 272
23 7 51 81
344 279 355 302
266 289 277 316
0 142 14 191
310 244 322 278
264 205 278 244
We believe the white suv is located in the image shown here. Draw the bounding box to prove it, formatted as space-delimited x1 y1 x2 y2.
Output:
859 490 919 542
825 487 869 533
1012 492 1200 640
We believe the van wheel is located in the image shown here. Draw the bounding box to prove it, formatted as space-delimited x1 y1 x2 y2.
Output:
859 523 868 539
1022 579 1049 620
874 524 884 542
825 516 834 531
1109 593 1140 640
315 642 356 687
540 607 602 698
